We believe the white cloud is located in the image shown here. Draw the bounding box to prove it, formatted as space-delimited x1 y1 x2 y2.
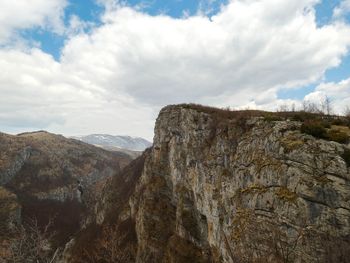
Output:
333 0 350 19
0 0 350 139
0 0 67 44
247 78 350 114
197 0 225 16
66 15 95 36
305 78 350 114
0 48 156 139
60 0 350 106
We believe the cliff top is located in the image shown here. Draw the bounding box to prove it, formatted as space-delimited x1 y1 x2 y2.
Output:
159 103 350 146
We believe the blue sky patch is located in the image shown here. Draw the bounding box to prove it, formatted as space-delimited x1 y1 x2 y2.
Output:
277 83 318 100
124 0 199 17
120 0 228 17
20 0 104 61
315 0 350 25
315 0 341 26
65 0 104 25
20 29 65 60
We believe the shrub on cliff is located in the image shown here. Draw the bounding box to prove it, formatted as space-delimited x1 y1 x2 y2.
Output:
331 118 348 126
264 115 283 122
300 120 327 139
300 121 349 144
342 148 350 167
290 111 319 122
326 130 349 144
2 218 60 263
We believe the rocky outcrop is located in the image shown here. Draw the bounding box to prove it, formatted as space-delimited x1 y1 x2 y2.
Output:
0 145 32 185
129 105 350 262
44 105 350 262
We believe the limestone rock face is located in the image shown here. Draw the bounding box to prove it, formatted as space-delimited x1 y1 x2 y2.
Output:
0 146 31 185
68 105 350 263
132 105 350 262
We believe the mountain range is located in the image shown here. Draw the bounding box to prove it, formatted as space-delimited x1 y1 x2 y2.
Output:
70 134 152 152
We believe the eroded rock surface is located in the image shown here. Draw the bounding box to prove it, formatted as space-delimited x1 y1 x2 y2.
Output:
132 105 350 262
59 105 350 262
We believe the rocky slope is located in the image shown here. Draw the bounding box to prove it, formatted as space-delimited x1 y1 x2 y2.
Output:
0 131 132 251
66 104 350 263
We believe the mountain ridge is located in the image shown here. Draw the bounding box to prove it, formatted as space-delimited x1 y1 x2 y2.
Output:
70 134 152 151
0 130 132 259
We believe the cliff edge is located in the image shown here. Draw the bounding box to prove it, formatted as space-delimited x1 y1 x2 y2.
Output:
68 104 350 263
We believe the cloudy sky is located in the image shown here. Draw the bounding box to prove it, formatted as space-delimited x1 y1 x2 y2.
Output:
0 0 350 140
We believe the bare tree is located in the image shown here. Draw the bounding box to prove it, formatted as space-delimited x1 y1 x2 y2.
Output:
278 104 289 112
302 100 324 114
322 96 332 115
291 103 296 112
78 225 135 263
6 218 59 263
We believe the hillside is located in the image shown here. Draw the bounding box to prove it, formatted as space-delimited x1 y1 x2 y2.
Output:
65 104 350 263
0 131 132 259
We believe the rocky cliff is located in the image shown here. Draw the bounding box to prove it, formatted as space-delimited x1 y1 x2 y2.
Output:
67 105 350 263
132 105 350 263
41 106 350 262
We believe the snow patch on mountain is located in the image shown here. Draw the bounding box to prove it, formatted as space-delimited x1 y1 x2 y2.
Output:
71 134 152 151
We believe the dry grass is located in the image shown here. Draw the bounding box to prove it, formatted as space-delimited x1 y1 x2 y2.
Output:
332 125 350 134
275 187 298 203
281 137 304 152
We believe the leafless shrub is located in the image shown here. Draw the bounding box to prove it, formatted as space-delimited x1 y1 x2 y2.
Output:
291 103 296 112
301 96 332 115
227 209 306 263
323 96 332 115
277 104 290 112
4 218 59 263
340 106 350 127
302 100 323 114
77 225 135 263
344 106 350 119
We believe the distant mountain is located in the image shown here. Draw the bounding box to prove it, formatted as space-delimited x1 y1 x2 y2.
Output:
71 134 152 151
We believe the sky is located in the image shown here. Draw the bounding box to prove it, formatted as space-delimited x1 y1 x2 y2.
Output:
0 0 350 141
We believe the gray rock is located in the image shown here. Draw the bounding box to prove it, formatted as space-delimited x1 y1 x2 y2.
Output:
130 106 350 262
